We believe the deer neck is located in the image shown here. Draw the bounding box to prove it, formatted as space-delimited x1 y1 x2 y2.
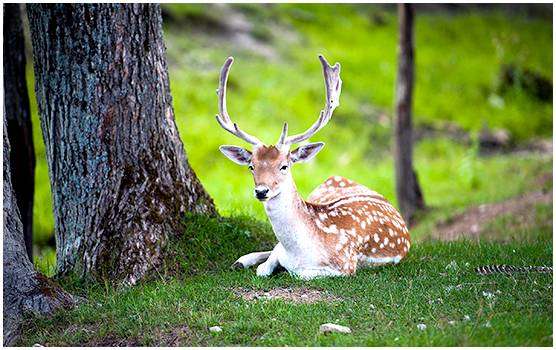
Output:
263 177 314 254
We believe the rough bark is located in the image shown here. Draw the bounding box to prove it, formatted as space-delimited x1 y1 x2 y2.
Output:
394 4 425 225
3 116 74 346
27 4 216 284
4 4 35 260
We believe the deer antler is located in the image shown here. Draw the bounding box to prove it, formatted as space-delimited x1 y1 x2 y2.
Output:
277 55 342 147
216 57 262 145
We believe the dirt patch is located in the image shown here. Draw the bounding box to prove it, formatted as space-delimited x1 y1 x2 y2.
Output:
432 190 552 241
164 4 296 61
232 287 342 304
153 325 194 346
414 121 553 157
85 334 141 347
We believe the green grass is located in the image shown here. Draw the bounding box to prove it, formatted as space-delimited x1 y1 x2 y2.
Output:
20 215 552 346
29 5 552 247
22 5 552 346
480 202 553 242
166 4 552 222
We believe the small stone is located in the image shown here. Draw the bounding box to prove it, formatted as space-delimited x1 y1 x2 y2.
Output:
448 320 456 325
482 291 495 299
319 323 352 334
463 315 471 321
417 323 427 331
32 344 44 347
445 260 458 271
209 326 222 333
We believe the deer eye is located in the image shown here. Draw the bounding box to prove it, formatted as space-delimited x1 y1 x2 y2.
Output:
248 165 254 171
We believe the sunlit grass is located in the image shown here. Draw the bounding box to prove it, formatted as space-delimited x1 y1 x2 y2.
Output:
20 215 553 346
28 5 552 266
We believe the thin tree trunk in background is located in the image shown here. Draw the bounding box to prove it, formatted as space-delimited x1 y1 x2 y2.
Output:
27 4 216 284
394 4 425 225
3 4 35 260
3 117 74 346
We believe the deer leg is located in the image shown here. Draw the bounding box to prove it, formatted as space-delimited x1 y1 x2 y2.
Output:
256 243 284 277
231 251 271 269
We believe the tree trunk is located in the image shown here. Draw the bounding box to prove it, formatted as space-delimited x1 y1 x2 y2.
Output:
3 4 35 261
27 4 216 284
394 4 425 226
3 116 74 346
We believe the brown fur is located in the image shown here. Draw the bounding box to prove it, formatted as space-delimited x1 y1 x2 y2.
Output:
304 176 411 274
251 146 288 191
248 145 410 276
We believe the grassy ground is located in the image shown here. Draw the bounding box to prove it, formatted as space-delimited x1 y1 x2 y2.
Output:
29 4 552 247
20 214 553 346
22 4 552 346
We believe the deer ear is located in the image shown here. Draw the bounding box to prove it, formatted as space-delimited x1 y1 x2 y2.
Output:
219 145 252 165
290 142 325 163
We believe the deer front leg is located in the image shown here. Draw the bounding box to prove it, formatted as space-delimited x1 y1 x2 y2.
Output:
256 243 285 277
231 251 272 269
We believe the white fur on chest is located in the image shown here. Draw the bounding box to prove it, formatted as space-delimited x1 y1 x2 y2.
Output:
264 192 325 274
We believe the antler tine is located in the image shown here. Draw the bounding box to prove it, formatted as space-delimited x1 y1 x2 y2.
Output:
276 122 288 147
215 57 262 145
284 54 342 145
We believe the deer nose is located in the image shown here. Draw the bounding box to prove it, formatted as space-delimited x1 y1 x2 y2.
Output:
254 186 270 200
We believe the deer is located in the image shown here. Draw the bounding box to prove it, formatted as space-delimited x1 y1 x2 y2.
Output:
216 55 411 280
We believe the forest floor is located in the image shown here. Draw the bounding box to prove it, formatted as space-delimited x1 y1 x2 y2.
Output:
431 188 552 241
20 210 553 346
21 4 552 347
29 4 553 249
20 158 553 346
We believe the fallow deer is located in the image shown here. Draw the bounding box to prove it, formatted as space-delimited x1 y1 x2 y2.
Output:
216 55 411 280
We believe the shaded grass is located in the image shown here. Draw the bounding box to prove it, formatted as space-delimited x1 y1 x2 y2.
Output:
163 214 275 277
19 215 552 346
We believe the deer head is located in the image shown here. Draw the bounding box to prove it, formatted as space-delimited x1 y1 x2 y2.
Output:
217 55 342 202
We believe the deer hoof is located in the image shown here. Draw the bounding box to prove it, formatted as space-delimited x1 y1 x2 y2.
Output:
231 261 245 270
256 262 274 277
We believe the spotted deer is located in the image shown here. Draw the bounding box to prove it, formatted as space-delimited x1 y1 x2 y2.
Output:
216 55 411 280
